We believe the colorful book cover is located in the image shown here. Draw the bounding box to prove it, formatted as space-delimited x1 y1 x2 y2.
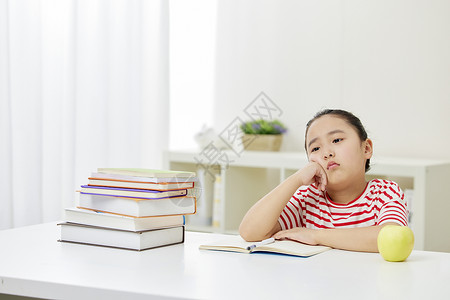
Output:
80 185 187 200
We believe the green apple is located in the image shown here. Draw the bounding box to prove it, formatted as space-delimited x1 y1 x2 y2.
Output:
377 225 414 262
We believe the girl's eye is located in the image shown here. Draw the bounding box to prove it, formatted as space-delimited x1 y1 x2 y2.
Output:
333 138 343 143
311 147 320 153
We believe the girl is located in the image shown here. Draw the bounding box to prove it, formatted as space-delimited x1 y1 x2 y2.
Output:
239 109 408 252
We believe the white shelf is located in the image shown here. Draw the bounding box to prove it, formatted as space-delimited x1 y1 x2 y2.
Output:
165 149 450 252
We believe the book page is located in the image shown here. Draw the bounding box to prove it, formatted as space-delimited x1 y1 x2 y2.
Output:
199 235 253 253
255 240 331 257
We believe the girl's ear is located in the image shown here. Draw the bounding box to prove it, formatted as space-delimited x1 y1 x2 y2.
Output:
364 138 373 159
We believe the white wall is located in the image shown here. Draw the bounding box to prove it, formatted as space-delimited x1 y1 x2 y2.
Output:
213 0 450 160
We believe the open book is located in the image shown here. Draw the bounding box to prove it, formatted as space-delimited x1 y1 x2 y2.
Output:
199 235 331 257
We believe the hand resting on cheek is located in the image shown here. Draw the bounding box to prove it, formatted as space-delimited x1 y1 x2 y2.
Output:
297 161 328 192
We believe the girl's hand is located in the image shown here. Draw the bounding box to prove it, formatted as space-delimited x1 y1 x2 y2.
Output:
295 161 328 191
272 227 319 246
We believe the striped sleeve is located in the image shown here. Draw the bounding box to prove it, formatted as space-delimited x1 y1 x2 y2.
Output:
376 182 408 226
278 187 305 230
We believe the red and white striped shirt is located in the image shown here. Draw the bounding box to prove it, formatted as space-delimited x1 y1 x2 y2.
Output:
278 179 408 230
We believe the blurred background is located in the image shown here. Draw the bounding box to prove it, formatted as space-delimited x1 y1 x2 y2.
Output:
1 0 450 229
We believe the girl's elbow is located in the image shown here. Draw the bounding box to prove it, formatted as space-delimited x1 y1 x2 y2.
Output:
239 223 275 242
239 222 262 242
239 223 253 242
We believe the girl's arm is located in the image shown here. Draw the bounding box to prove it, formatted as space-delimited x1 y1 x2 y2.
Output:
272 222 400 252
239 162 327 242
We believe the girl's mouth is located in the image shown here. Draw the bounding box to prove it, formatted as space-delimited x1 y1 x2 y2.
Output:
327 161 340 170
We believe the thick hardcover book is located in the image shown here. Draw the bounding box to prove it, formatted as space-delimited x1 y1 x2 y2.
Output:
80 185 187 199
87 178 195 191
64 207 185 231
58 223 185 251
199 235 331 257
78 193 197 217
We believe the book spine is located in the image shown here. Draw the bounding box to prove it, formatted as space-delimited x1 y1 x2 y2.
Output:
79 192 186 200
80 186 187 200
87 179 195 191
81 185 188 194
78 194 197 217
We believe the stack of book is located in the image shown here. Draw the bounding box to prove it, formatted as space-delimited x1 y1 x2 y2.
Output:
58 168 197 251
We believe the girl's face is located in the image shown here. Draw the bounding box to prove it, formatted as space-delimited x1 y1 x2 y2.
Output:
306 115 372 187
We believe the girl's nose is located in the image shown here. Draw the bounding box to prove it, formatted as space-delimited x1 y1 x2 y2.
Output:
324 152 334 159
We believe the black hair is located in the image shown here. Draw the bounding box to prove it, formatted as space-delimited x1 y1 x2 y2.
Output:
305 109 371 172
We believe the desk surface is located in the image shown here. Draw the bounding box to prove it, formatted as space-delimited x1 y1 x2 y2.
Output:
1 223 449 300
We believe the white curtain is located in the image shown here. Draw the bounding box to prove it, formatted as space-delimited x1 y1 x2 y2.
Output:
0 0 170 229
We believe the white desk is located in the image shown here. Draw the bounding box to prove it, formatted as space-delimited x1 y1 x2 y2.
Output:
1 223 450 299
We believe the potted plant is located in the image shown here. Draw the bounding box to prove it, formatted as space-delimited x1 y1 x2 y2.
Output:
240 119 287 151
